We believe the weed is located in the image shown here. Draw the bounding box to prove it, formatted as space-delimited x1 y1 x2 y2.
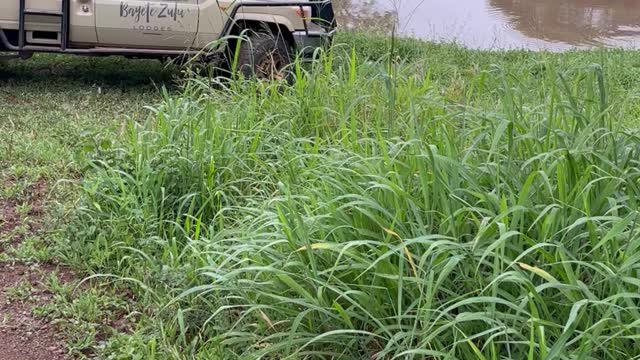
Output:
34 283 137 357
6 280 34 302
12 235 56 263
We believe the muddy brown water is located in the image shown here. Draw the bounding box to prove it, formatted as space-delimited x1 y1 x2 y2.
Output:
336 0 640 50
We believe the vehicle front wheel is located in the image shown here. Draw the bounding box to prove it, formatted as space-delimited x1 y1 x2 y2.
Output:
234 32 292 80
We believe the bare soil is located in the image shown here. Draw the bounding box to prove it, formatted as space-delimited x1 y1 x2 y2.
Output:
0 180 73 360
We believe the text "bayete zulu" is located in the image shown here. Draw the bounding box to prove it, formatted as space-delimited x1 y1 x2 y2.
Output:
120 1 187 23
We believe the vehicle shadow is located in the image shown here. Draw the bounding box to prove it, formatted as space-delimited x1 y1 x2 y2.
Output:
0 53 180 91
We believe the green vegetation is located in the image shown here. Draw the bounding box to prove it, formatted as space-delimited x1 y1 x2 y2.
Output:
0 54 176 357
4 34 640 358
0 55 173 178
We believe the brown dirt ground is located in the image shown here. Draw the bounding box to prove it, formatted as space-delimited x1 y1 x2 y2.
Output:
0 180 73 360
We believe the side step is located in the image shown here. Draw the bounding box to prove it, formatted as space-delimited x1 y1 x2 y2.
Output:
18 0 69 51
24 9 63 16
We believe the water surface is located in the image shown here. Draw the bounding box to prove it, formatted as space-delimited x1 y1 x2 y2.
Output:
336 0 640 50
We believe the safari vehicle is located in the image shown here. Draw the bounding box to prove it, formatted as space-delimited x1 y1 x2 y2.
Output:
0 0 336 77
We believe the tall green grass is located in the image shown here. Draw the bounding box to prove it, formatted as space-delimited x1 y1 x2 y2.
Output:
63 46 640 359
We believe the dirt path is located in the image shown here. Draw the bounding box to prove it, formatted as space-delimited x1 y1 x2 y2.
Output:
0 180 72 360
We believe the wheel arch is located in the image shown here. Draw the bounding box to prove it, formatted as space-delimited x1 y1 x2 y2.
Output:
226 15 296 52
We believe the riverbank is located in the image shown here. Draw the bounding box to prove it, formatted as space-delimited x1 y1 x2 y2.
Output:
2 34 640 358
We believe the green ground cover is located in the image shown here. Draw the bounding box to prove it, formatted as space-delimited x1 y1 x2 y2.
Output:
2 33 640 358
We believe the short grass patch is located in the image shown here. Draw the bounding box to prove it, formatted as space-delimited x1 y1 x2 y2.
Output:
1 53 177 357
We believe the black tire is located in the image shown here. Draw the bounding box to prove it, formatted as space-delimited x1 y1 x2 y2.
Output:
234 31 292 80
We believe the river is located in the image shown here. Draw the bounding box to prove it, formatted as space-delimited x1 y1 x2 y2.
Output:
335 0 640 50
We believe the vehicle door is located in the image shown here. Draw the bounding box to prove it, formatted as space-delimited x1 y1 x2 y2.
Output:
95 0 199 49
70 0 98 44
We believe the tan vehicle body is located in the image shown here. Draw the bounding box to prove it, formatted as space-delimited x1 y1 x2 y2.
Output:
0 0 335 58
